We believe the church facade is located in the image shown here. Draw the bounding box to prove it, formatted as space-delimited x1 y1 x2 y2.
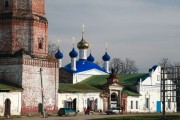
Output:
58 66 177 113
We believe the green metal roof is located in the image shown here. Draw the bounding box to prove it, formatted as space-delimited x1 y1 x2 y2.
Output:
122 89 141 96
80 73 148 86
0 81 23 92
59 74 148 96
59 83 102 93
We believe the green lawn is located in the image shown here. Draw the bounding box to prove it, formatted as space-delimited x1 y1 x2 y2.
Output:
90 115 180 120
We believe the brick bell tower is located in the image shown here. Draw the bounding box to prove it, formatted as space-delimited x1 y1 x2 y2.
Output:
0 0 48 58
0 0 59 115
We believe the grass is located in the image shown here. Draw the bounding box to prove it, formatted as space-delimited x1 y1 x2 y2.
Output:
90 115 180 120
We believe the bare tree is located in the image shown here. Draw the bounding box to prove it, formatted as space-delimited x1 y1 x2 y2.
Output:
48 41 58 57
110 58 123 74
159 58 172 68
173 62 180 67
110 58 138 74
122 58 138 74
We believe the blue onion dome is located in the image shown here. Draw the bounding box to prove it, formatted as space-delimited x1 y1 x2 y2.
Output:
102 52 110 61
55 49 63 59
77 38 89 49
87 53 95 62
69 48 78 58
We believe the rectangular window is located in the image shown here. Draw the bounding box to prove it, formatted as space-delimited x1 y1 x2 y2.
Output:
38 38 43 49
131 101 133 109
172 91 175 102
157 75 160 81
136 101 138 109
146 98 149 109
168 99 171 109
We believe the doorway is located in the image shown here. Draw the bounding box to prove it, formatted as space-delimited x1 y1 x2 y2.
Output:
73 98 76 111
4 98 11 117
111 92 118 108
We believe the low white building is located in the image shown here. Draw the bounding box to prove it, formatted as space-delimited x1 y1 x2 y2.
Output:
0 81 22 116
126 66 176 113
58 84 103 112
58 65 177 113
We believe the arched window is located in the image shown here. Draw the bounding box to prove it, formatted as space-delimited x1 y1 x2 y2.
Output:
5 1 9 7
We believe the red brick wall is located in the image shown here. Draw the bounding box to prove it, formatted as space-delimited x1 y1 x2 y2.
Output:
0 0 13 13
0 0 45 15
12 20 31 54
0 0 48 58
0 21 12 53
32 20 48 58
32 0 45 16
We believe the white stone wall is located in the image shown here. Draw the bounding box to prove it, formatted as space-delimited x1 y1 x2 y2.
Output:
58 92 103 112
73 69 108 84
127 85 162 113
22 63 59 112
127 85 176 113
127 66 176 113
0 92 21 116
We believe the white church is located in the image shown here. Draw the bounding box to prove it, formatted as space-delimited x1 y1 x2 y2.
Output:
55 27 177 113
0 0 177 116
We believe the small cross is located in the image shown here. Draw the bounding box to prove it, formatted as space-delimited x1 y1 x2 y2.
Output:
57 39 61 45
82 24 86 32
57 39 61 49
89 44 93 52
105 42 108 51
72 36 76 46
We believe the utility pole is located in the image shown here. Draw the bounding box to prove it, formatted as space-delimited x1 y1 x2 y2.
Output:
162 67 166 120
40 68 45 118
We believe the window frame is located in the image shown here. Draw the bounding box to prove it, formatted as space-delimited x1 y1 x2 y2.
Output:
136 101 138 109
131 101 133 109
146 98 149 109
168 99 171 109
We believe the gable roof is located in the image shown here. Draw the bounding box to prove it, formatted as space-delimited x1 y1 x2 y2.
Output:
58 74 149 96
80 73 149 86
149 65 158 72
122 89 141 96
59 83 102 93
64 59 107 74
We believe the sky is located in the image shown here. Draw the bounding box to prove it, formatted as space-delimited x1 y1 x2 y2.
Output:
46 0 180 72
